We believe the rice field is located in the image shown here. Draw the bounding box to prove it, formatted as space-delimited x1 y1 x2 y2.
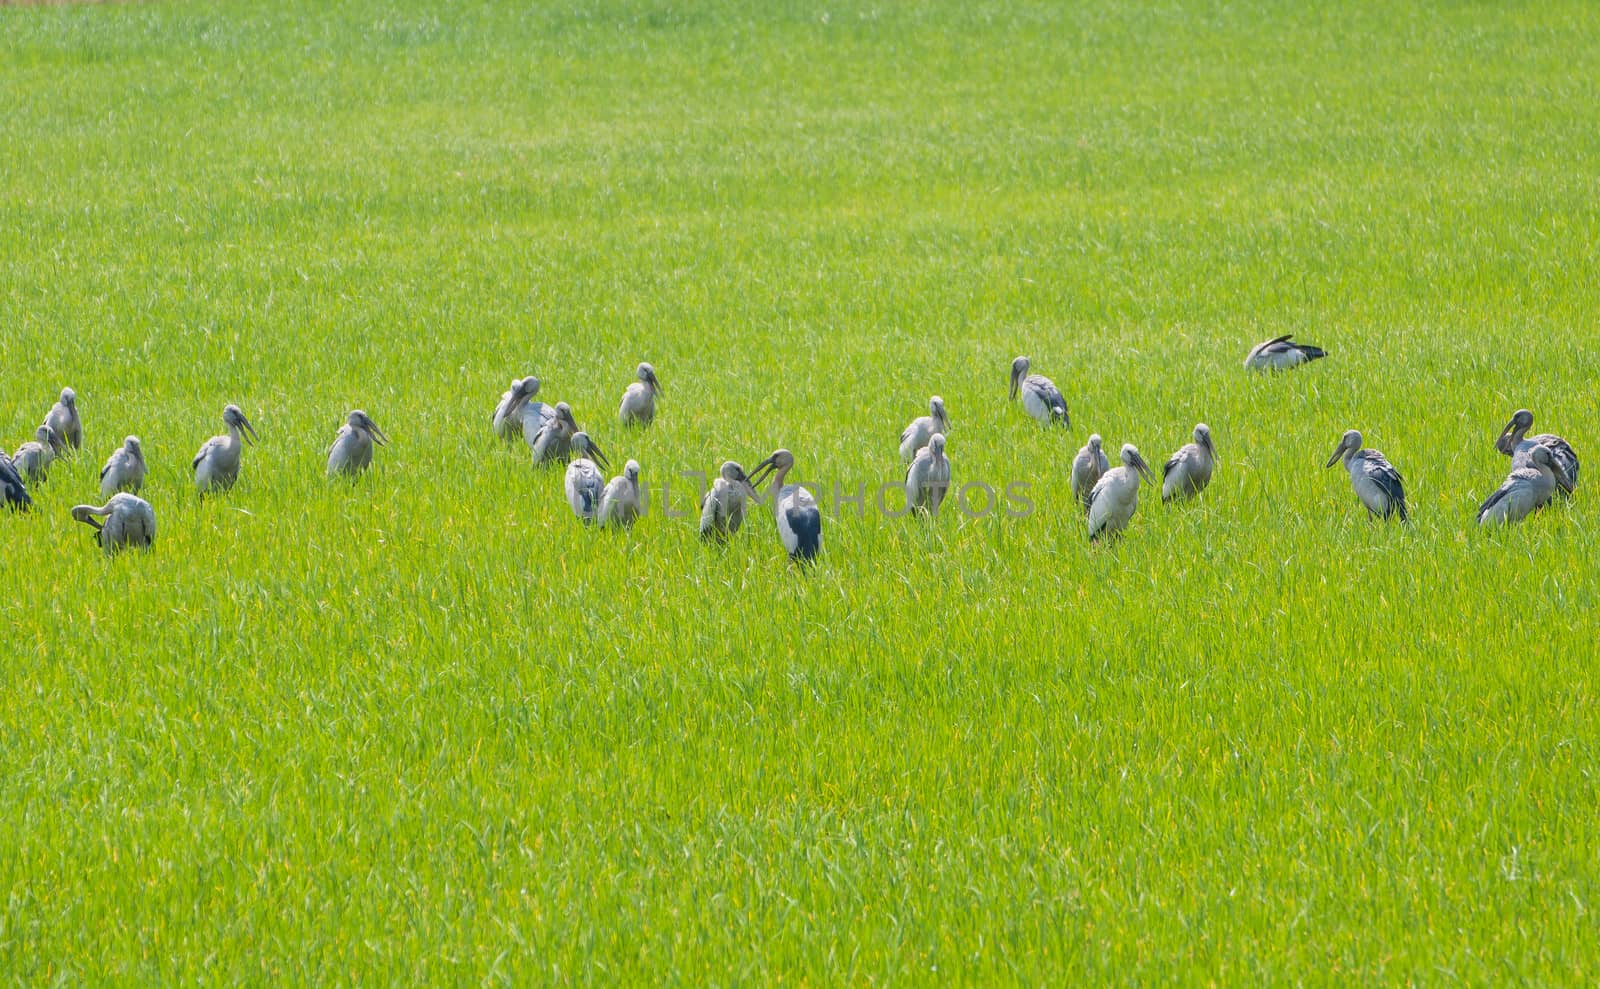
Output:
3 0 1599 981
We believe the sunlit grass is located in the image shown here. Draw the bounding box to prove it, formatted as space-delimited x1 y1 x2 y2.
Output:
2 0 1599 981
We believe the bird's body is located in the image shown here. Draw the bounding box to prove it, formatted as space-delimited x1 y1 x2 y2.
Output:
45 387 81 451
1243 334 1327 371
700 461 754 542
99 435 147 497
904 433 950 515
1009 356 1068 426
530 402 581 467
493 377 543 442
1478 445 1559 526
193 404 258 495
1162 424 1216 502
563 432 611 524
598 459 643 528
750 449 821 563
327 410 388 477
1325 430 1407 521
1087 444 1156 541
0 447 31 511
11 425 63 485
618 362 662 426
899 396 950 463
1070 434 1111 513
1496 410 1577 494
71 492 155 554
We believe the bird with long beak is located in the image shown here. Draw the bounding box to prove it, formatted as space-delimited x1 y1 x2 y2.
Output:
1242 334 1327 371
1087 443 1156 541
70 492 155 555
899 396 950 463
493 376 545 443
193 404 259 495
564 433 611 523
0 446 31 511
1161 423 1217 502
1495 409 1577 495
905 433 951 516
1478 444 1560 526
1008 356 1068 426
45 386 81 452
530 402 584 467
11 424 65 485
749 449 822 563
619 362 663 426
1325 429 1407 521
1070 434 1110 513
700 460 757 542
598 459 644 529
100 435 147 496
327 410 389 478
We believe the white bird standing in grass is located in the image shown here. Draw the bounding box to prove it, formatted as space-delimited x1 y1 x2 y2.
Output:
563 433 611 523
618 362 662 426
193 404 258 495
1087 444 1156 542
11 425 64 485
1495 409 1578 495
1070 434 1110 513
1477 444 1559 526
899 396 950 463
530 402 583 467
1324 429 1408 521
1008 356 1068 426
598 459 643 529
100 435 147 497
749 448 821 563
1243 334 1327 371
70 492 155 555
493 376 545 443
327 410 388 478
1161 423 1216 502
0 447 31 512
45 387 81 452
904 433 950 516
699 461 755 542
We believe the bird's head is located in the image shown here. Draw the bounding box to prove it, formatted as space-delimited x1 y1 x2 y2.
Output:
1122 444 1156 485
59 387 76 408
1008 356 1030 400
1194 423 1215 456
748 449 795 490
637 362 661 394
223 405 258 445
350 410 388 445
1324 429 1363 469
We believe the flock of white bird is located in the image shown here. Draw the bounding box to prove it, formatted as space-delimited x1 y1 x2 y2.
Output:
1 337 1582 559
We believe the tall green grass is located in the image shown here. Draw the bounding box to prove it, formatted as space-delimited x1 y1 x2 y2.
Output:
3 0 1598 980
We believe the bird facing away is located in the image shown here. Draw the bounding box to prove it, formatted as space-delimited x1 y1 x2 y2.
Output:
193 404 258 495
750 448 822 563
1087 444 1157 542
700 461 755 542
1070 434 1111 513
905 433 951 516
564 433 611 523
493 376 544 443
619 362 662 426
11 425 64 485
100 435 147 497
598 459 644 529
899 396 951 463
45 387 81 451
1478 445 1559 527
70 492 155 555
0 447 31 512
1243 334 1327 371
1495 409 1578 495
1162 423 1217 502
530 402 581 467
1008 356 1068 426
1324 429 1408 521
327 410 389 478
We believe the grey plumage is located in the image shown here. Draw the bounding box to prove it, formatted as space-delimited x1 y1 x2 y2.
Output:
1478 445 1558 526
530 402 581 467
493 376 543 442
1087 444 1156 541
1070 434 1111 513
45 387 81 451
899 396 950 463
71 493 155 554
1325 429 1407 521
100 435 147 497
327 410 388 477
1495 409 1577 495
1008 356 1068 426
0 447 31 511
1161 423 1216 502
904 432 950 515
193 404 258 495
700 461 755 541
1243 334 1327 371
750 449 821 563
618 362 662 426
564 432 611 523
11 425 64 485
598 459 643 528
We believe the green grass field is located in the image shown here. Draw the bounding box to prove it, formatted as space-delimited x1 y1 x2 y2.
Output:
4 0 1599 980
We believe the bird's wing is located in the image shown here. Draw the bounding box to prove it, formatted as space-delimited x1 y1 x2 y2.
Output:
1477 477 1516 520
1260 334 1295 351
785 505 822 543
1363 457 1406 511
99 458 112 481
192 438 216 469
1162 449 1185 479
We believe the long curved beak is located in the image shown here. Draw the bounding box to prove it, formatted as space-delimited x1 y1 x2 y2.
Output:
1133 453 1156 485
747 456 777 489
1201 434 1215 457
589 442 610 471
1323 444 1344 469
47 432 64 454
369 420 389 446
1495 419 1519 455
242 417 259 445
1008 370 1020 402
649 371 663 395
